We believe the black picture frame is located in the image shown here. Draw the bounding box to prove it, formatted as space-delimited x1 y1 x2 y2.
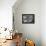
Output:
22 14 35 24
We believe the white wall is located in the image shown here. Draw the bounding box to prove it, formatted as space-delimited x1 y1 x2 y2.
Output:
13 0 41 46
41 0 46 46
0 0 16 29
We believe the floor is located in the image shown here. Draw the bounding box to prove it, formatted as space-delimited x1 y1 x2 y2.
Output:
0 39 16 46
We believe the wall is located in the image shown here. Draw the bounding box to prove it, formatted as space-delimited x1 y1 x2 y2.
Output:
0 0 16 30
13 0 41 46
41 0 46 46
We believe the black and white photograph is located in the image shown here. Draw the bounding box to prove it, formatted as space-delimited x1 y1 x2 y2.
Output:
22 14 35 24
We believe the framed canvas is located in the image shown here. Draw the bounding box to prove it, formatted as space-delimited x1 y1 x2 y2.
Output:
22 14 35 24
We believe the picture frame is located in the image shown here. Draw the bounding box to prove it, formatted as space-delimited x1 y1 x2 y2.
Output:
22 14 35 24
